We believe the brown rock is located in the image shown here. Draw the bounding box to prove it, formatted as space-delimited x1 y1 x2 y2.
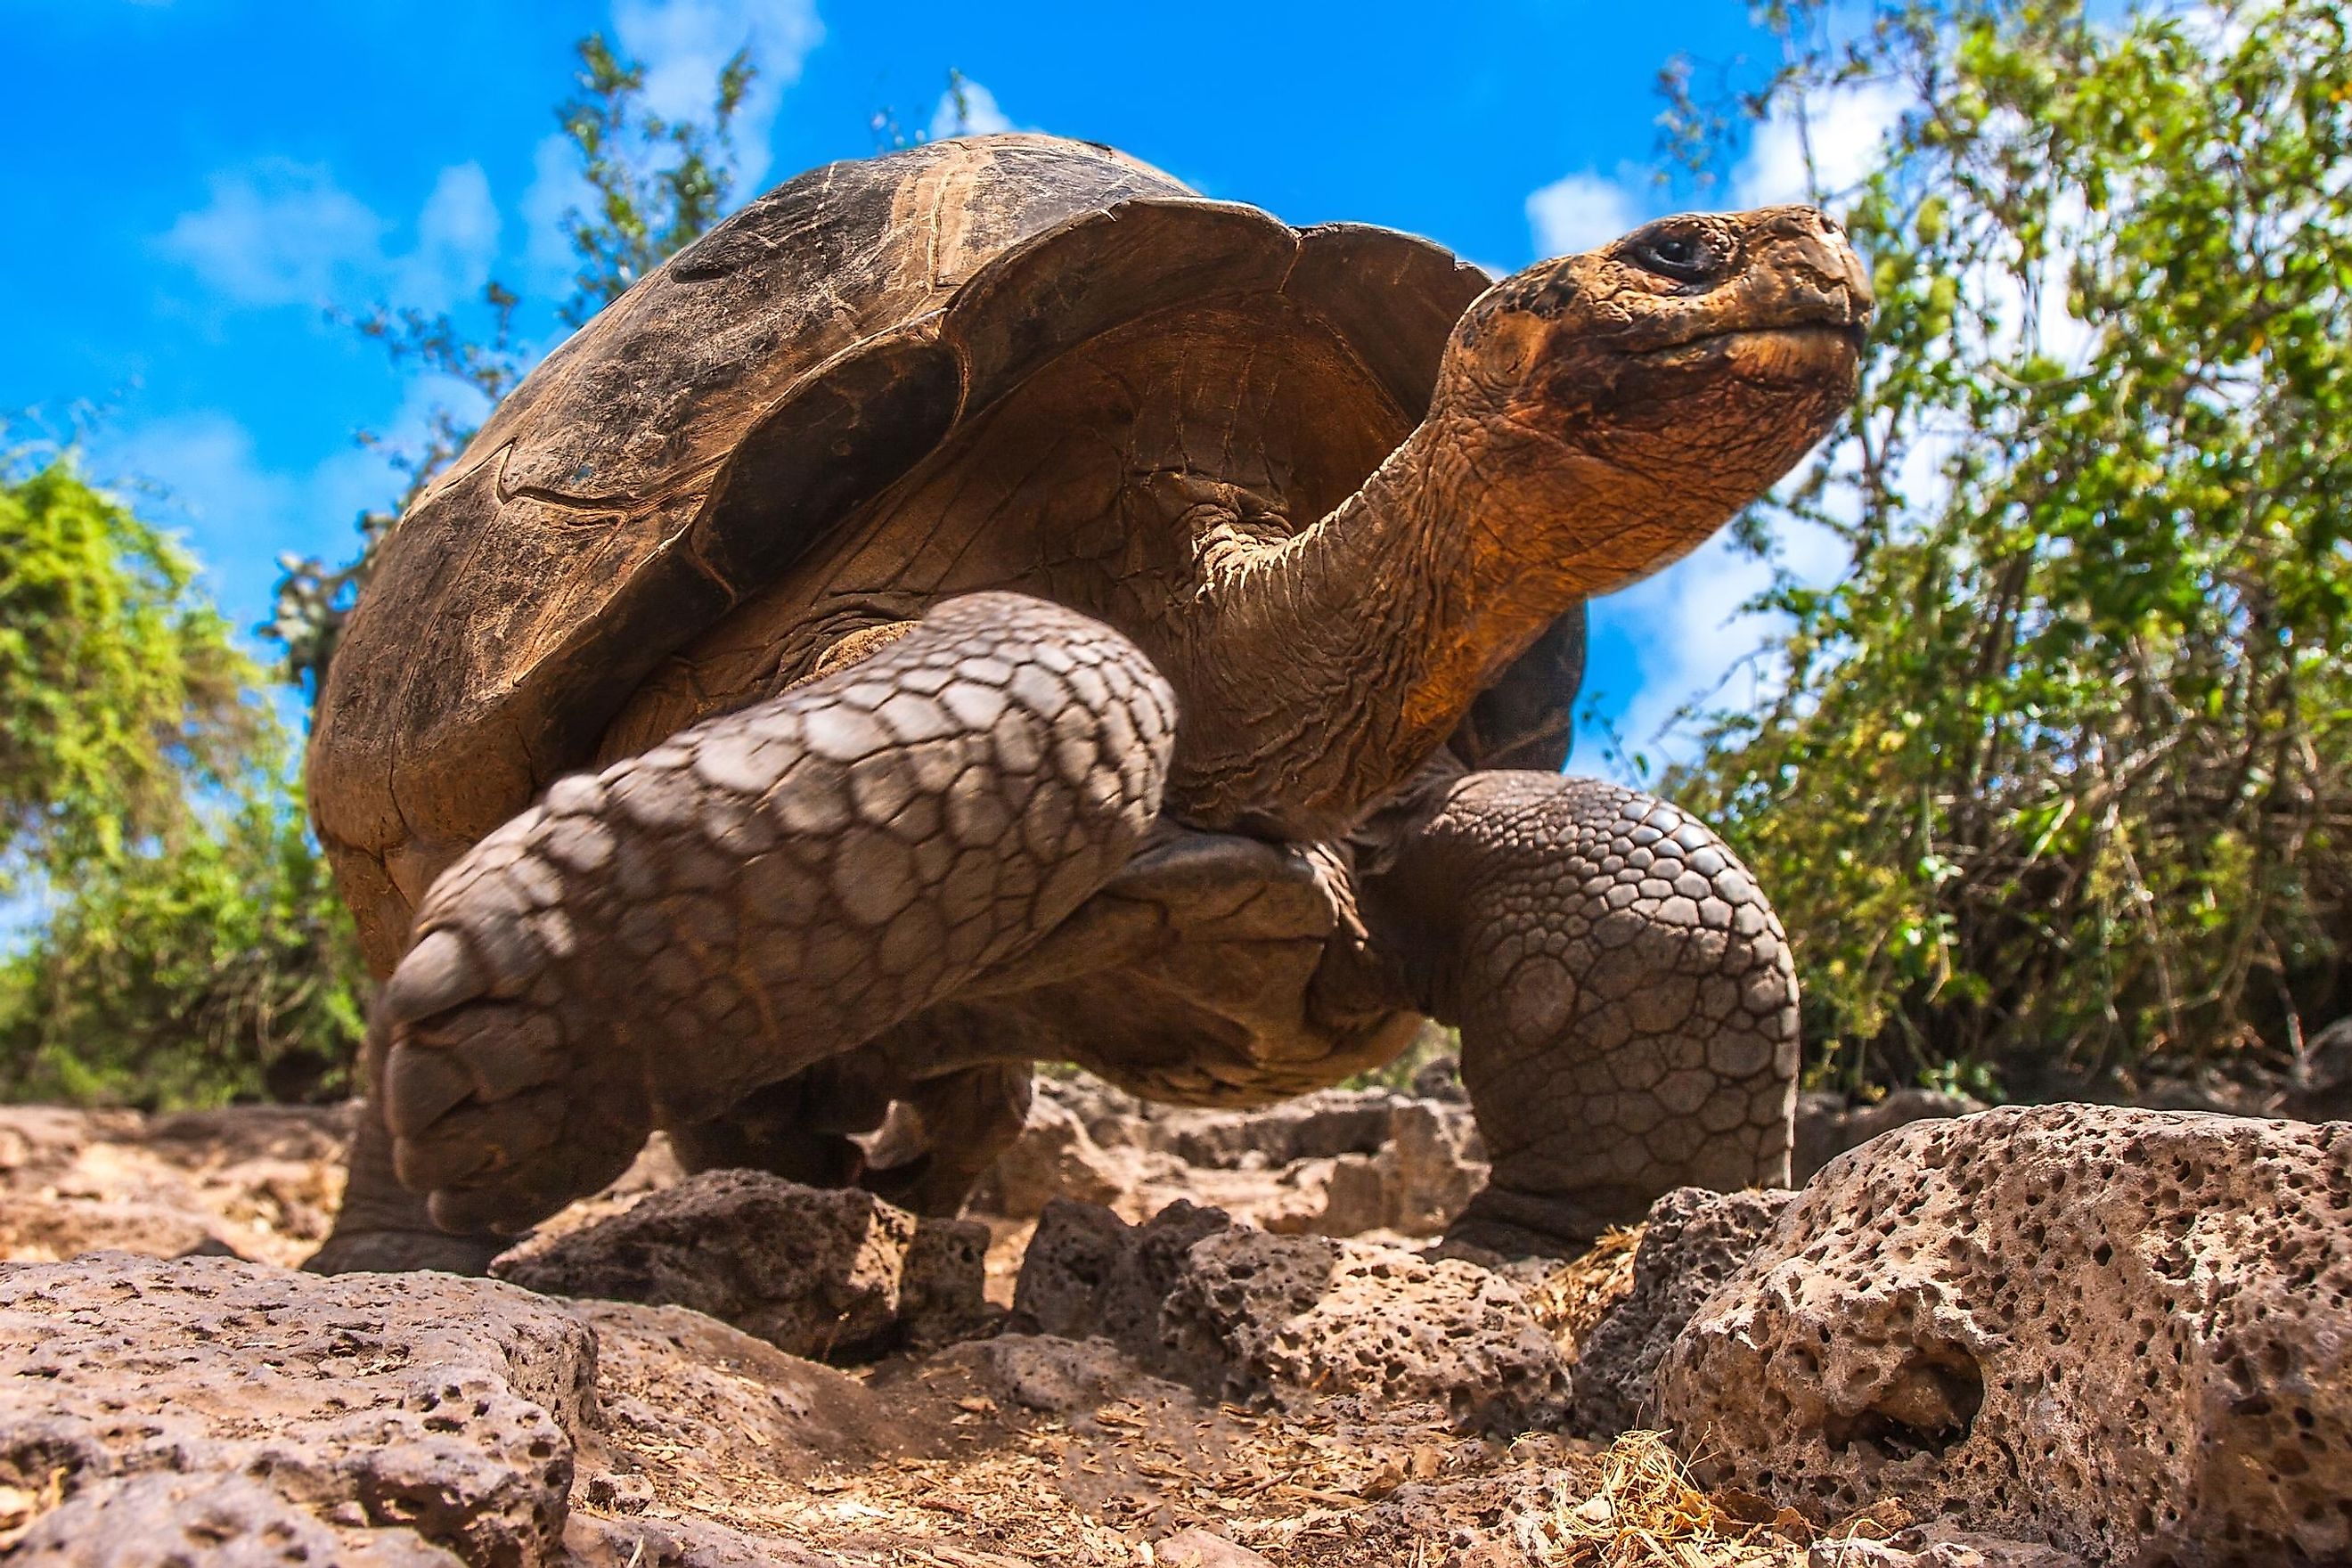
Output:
972 1096 1134 1218
493 1170 917 1359
1008 1197 1230 1343
1161 1229 1572 1433
1661 1106 2352 1564
1152 1527 1274 1566
565 1512 845 1567
1150 1089 1404 1169
896 1213 1001 1348
7 1473 463 1566
1254 1152 1390 1237
0 1252 592 1566
1376 1099 1487 1235
1010 1199 1570 1431
1568 1186 1793 1436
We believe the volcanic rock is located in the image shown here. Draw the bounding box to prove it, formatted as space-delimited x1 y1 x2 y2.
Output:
1569 1185 1794 1436
1660 1106 2352 1564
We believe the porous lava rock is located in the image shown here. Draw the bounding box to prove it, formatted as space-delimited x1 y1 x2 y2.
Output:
7 1473 466 1567
1659 1106 2352 1564
1568 1185 1793 1436
1376 1099 1488 1235
0 1252 592 1566
1150 1528 1275 1566
1149 1088 1409 1169
1009 1196 1231 1344
895 1212 1001 1347
1011 1199 1570 1432
492 1169 985 1359
1161 1228 1572 1433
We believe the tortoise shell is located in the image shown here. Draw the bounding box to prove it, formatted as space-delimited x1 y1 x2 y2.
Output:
310 133 1576 972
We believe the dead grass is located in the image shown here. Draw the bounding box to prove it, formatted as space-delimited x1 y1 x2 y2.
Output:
1511 1431 1801 1568
1525 1227 1644 1360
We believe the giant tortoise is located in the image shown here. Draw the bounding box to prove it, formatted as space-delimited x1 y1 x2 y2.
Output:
305 134 1870 1272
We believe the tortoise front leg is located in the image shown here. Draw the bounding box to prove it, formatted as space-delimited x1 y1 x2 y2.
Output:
1363 771 1799 1256
356 592 1172 1239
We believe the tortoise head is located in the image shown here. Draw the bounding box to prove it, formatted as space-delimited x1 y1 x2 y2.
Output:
1434 204 1874 594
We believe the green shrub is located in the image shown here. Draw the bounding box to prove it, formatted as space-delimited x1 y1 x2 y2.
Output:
0 796 366 1107
0 458 368 1107
1665 0 2352 1095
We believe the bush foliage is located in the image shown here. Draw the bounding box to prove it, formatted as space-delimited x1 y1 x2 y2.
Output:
0 460 367 1106
1665 0 2352 1094
0 459 262 886
0 795 365 1107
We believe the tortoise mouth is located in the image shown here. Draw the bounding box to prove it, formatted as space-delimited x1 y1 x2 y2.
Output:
1631 321 1868 385
1637 319 1869 360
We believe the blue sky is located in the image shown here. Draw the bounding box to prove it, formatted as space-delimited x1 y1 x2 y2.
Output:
3 0 1903 764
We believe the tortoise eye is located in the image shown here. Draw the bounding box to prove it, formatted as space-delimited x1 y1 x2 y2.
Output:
1629 228 1724 285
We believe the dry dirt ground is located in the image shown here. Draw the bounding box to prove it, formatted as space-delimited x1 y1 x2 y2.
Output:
0 1096 1915 1568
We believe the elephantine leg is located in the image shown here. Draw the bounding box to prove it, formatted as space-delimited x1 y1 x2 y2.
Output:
668 1046 1034 1218
856 1058 1035 1216
1365 771 1798 1257
363 592 1172 1238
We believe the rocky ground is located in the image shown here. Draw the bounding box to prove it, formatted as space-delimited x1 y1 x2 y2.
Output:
0 1074 2342 1567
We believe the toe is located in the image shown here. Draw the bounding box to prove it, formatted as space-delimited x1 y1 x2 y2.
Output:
429 1115 642 1237
380 927 488 1026
418 1003 567 1103
392 1121 501 1192
383 1041 474 1139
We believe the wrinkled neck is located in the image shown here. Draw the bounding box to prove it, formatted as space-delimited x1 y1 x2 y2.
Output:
1171 410 1637 838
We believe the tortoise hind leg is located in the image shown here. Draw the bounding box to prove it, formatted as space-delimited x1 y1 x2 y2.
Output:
346 592 1172 1243
1361 771 1799 1257
668 1043 1034 1219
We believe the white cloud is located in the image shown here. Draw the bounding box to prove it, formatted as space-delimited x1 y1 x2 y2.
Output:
520 132 591 286
1593 511 1850 772
105 412 299 555
400 163 502 309
93 372 492 630
519 0 827 290
1526 170 1645 257
159 160 389 307
928 77 1016 141
613 0 825 191
1733 80 1913 208
161 158 499 313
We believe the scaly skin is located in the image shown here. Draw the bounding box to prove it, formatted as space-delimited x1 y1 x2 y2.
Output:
367 592 1172 1237
1361 771 1798 1254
